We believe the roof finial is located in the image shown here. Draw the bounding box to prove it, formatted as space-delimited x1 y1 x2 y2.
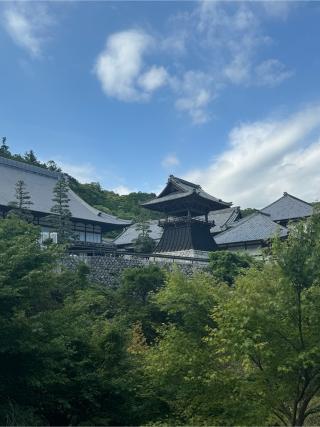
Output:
283 191 288 196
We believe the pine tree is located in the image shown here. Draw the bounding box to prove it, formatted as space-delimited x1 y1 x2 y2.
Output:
46 160 61 172
24 150 40 166
8 180 33 221
0 137 10 156
46 175 75 244
135 213 152 238
133 214 156 253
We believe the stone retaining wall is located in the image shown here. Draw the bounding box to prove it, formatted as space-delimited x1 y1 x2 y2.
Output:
63 254 207 287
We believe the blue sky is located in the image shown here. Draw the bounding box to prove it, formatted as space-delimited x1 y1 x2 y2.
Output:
1 1 320 207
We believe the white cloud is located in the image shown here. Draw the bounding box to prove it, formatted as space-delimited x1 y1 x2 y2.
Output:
94 2 294 123
161 154 180 168
94 29 167 102
255 59 293 87
138 66 168 92
174 71 214 124
3 3 53 57
161 31 187 55
112 185 134 195
184 105 320 207
168 2 293 120
224 53 251 85
57 161 99 184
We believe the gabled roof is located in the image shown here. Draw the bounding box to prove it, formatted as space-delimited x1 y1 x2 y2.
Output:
0 156 131 229
207 206 241 233
214 212 288 246
142 175 231 213
261 192 313 222
113 220 162 246
157 175 200 197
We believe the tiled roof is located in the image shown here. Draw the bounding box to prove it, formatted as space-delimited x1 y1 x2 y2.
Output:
261 192 313 222
163 176 200 193
114 207 241 247
214 212 288 245
207 206 241 233
141 175 231 210
114 220 162 246
0 156 131 228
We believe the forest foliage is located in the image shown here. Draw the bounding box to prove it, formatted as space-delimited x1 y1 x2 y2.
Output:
1 211 320 426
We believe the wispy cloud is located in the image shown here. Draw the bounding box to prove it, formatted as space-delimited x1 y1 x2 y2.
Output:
184 104 320 207
174 71 214 124
94 2 294 124
3 2 54 57
161 153 180 168
55 160 99 184
254 59 294 87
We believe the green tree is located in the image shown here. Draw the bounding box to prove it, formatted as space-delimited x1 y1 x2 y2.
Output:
0 137 10 156
116 265 165 341
0 216 62 424
0 217 146 426
208 250 253 285
133 234 156 253
46 160 61 172
213 212 320 426
142 270 243 425
46 176 75 244
7 180 33 221
133 216 156 253
24 150 40 166
134 214 152 238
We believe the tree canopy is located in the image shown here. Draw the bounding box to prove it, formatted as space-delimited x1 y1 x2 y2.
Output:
1 147 320 425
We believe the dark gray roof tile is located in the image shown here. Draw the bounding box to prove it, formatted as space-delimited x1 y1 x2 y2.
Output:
214 212 288 245
0 156 131 227
114 220 162 246
261 192 313 222
142 175 231 210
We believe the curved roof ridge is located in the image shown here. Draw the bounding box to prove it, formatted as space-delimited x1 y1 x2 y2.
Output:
228 210 270 228
0 155 61 179
261 192 312 212
69 188 131 225
282 192 313 207
214 211 288 245
170 175 201 190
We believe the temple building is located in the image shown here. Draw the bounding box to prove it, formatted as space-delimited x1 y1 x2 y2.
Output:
141 175 231 258
260 192 313 227
115 185 315 257
213 193 314 255
114 206 241 251
0 156 131 249
214 211 288 255
2 155 314 259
